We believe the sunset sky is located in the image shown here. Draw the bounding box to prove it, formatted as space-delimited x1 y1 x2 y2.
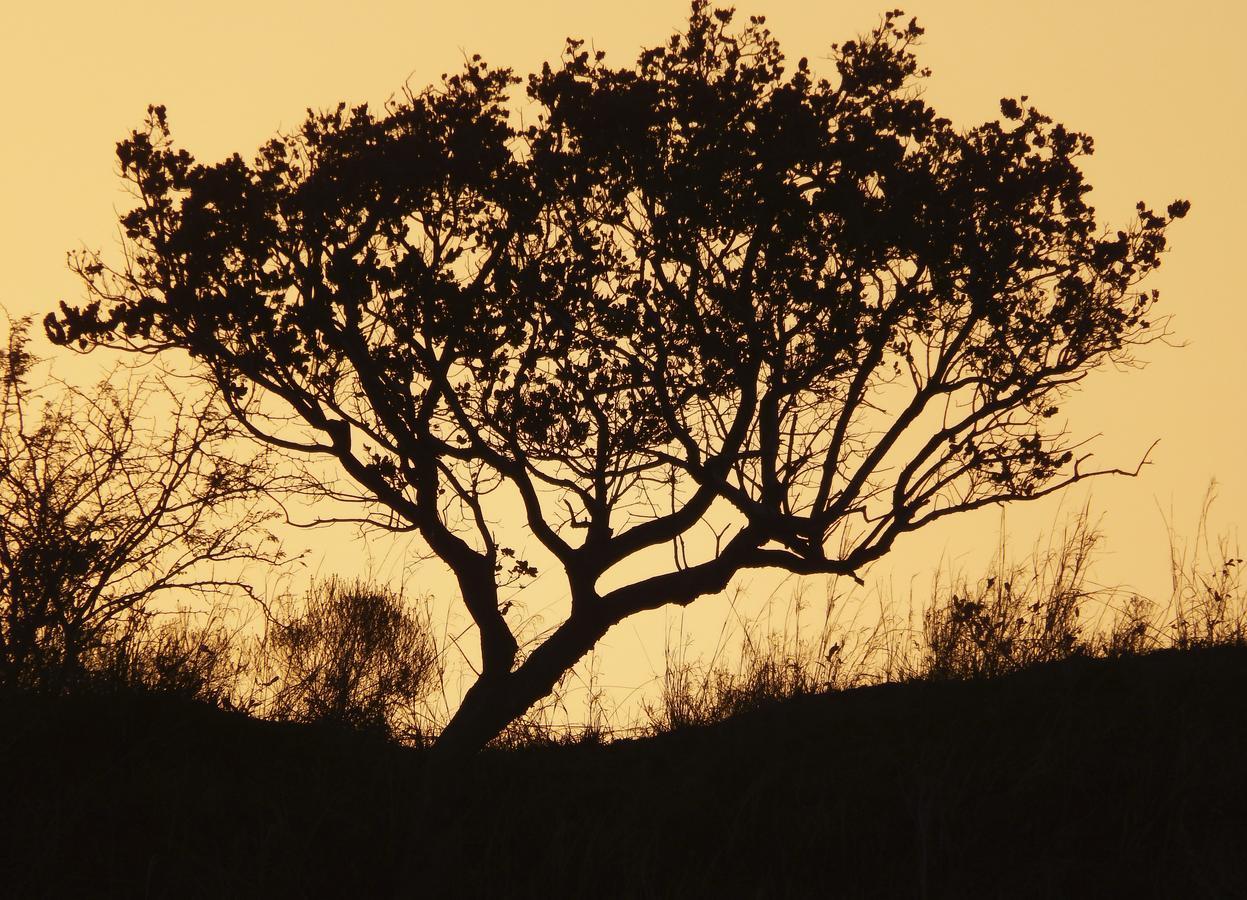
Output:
3 1 1243 712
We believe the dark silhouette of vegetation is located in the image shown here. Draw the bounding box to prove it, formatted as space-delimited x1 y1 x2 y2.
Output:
1165 488 1247 650
3 644 1244 896
919 509 1096 680
638 498 1244 738
9 5 1240 891
47 2 1188 752
0 317 280 695
2 357 1245 893
262 577 442 741
82 606 255 708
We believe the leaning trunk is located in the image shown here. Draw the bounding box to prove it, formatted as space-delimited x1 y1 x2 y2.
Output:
432 609 614 757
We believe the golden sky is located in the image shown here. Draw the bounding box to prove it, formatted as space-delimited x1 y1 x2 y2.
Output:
3 1 1244 710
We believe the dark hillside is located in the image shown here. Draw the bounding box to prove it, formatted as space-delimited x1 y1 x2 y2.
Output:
3 646 1245 898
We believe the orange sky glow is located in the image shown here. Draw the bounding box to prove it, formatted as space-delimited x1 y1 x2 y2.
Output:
3 1 1244 719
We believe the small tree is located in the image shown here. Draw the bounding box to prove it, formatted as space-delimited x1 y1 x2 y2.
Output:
47 4 1187 752
0 318 279 692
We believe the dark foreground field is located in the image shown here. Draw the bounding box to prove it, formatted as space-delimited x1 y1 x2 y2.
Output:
3 646 1245 899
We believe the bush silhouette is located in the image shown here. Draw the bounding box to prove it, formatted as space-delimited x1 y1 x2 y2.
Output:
81 608 253 708
264 578 441 741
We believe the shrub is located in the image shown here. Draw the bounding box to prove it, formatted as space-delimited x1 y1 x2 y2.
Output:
80 608 254 709
263 578 442 742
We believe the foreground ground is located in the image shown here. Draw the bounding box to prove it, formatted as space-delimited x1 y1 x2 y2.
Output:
2 645 1245 898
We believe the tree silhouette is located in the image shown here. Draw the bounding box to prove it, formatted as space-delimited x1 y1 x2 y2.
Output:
46 4 1187 752
0 318 280 692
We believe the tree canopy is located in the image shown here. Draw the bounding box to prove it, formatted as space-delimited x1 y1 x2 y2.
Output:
47 3 1187 752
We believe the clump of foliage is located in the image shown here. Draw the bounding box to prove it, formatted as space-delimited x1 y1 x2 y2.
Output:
642 597 847 733
82 607 255 709
262 578 442 741
644 635 824 732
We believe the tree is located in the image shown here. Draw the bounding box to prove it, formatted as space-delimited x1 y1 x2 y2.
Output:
0 317 279 692
46 4 1187 752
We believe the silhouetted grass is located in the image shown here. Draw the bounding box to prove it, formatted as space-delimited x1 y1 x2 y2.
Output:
919 510 1097 681
638 498 1245 741
80 606 256 710
5 500 1247 895
3 644 1245 897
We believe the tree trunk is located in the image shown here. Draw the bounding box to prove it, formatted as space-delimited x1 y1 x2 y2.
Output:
432 608 614 757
